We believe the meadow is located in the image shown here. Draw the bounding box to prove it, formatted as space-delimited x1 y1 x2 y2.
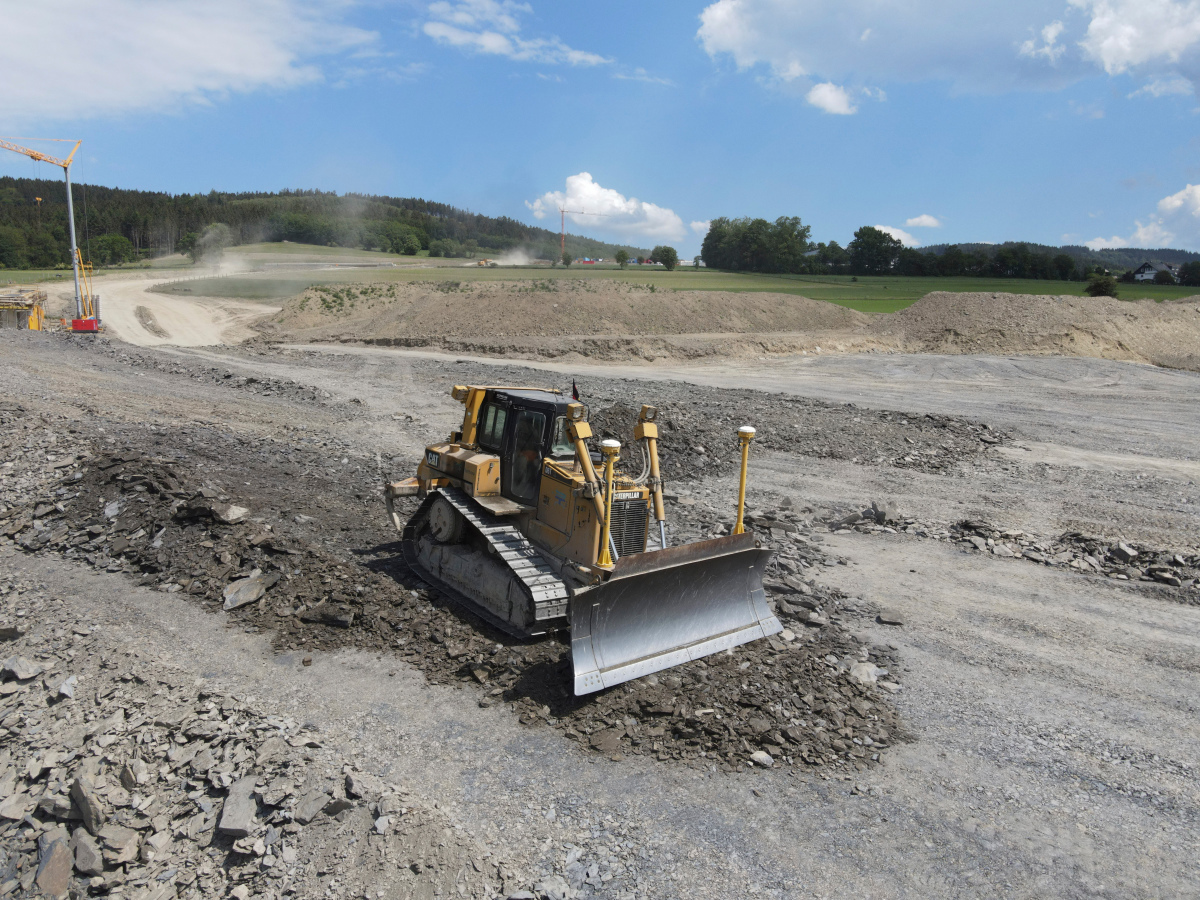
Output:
7 241 1197 313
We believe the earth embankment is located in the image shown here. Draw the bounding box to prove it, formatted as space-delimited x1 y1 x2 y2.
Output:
207 277 1200 372
872 290 1200 370
261 280 876 359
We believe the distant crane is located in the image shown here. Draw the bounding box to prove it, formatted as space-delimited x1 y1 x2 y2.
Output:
559 207 609 260
0 137 98 330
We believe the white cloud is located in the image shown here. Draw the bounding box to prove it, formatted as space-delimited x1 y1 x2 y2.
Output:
526 173 686 242
1129 76 1194 96
423 1 609 66
690 220 712 235
698 0 1200 100
1084 182 1200 249
0 0 375 122
1019 21 1067 63
614 68 674 86
806 82 857 114
905 214 942 228
1085 219 1175 249
1158 183 1200 216
1070 0 1200 75
876 225 920 246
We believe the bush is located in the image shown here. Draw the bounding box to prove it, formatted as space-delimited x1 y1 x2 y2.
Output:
1178 261 1200 287
91 233 136 265
1153 268 1177 285
1085 274 1118 298
650 245 679 271
561 251 572 267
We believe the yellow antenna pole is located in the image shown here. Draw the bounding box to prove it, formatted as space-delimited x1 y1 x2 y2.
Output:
596 439 621 567
732 426 756 535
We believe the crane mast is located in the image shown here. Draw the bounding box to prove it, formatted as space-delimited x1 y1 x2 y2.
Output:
0 138 84 319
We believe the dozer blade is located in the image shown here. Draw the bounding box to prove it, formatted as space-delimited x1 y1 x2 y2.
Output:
570 532 781 695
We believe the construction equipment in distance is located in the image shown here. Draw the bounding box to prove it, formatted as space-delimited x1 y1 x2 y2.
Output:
0 137 101 332
0 288 46 331
384 386 781 695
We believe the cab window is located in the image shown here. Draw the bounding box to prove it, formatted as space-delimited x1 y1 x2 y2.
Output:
510 410 546 503
478 403 507 450
549 416 574 458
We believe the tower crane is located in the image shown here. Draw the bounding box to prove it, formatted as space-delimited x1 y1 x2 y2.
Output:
0 137 100 330
558 207 609 260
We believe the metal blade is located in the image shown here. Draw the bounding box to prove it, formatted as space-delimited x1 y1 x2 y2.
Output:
570 532 781 695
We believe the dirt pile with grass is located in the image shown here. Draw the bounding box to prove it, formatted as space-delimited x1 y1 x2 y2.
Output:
263 281 1200 370
871 291 1200 370
262 280 872 360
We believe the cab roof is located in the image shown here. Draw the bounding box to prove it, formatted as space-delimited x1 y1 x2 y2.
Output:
488 388 564 404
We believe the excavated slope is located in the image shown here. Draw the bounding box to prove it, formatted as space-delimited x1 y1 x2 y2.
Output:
271 280 867 338
869 291 1200 371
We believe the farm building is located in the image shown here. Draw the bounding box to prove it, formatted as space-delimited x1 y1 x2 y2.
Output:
1132 261 1179 282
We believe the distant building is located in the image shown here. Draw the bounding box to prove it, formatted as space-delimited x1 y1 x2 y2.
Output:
1133 261 1178 282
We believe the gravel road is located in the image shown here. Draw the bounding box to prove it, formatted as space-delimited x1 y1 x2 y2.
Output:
2 330 1198 898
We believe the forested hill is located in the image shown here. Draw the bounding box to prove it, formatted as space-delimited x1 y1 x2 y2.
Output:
922 242 1200 270
0 176 645 267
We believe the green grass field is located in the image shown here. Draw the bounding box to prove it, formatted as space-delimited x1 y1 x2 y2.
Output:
147 263 1199 312
10 241 1198 312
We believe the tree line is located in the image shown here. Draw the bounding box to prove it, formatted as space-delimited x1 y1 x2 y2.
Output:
0 177 644 269
700 216 1200 282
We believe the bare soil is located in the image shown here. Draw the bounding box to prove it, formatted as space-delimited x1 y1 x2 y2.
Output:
2 329 1198 898
872 290 1200 371
260 282 1200 372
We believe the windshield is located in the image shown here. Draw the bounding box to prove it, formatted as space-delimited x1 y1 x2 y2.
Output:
549 416 575 458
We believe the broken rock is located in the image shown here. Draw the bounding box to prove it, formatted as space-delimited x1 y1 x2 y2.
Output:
69 778 105 835
70 827 103 876
2 655 42 681
35 837 73 899
98 823 140 864
223 571 275 611
218 777 258 837
292 790 331 825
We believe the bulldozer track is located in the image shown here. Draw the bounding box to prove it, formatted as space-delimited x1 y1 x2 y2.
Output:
402 486 569 636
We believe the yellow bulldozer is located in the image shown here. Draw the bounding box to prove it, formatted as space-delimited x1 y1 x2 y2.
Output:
384 385 780 695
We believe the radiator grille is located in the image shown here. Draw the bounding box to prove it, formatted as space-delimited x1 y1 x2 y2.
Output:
610 498 649 557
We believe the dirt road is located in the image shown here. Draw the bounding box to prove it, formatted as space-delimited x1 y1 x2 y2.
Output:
2 332 1198 898
41 271 277 347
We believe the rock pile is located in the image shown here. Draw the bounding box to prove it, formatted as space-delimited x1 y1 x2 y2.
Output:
0 574 528 900
951 521 1200 596
586 394 1002 481
92 342 336 409
4 408 905 775
826 504 1200 603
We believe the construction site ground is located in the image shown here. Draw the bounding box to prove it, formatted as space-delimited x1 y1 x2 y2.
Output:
2 319 1198 899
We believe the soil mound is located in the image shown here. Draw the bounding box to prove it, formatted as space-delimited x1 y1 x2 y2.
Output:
873 291 1200 370
266 279 867 352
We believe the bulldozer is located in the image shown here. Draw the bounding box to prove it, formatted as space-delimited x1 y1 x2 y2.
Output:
384 385 781 695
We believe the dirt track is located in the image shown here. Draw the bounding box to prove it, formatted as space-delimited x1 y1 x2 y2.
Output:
2 328 1198 898
41 271 278 347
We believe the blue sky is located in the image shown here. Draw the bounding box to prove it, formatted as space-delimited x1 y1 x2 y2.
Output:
4 0 1200 257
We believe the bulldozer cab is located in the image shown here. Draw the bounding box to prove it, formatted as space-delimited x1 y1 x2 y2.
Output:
475 390 574 507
